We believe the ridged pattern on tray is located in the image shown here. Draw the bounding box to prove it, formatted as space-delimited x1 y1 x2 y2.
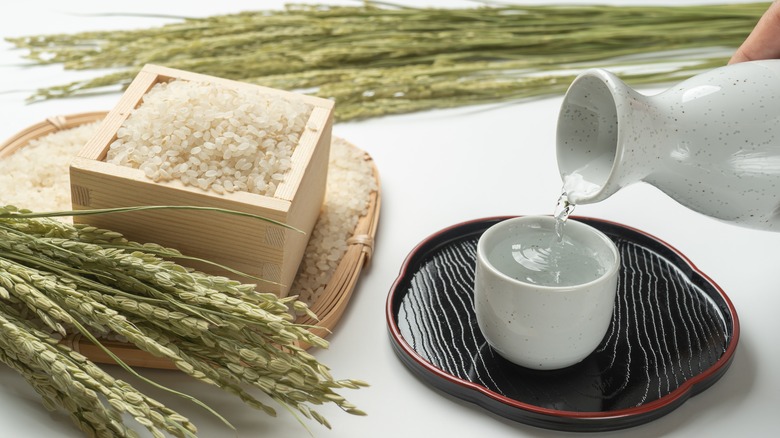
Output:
388 217 738 431
0 112 380 369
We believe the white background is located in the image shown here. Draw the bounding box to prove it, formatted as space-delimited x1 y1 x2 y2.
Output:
1 1 778 437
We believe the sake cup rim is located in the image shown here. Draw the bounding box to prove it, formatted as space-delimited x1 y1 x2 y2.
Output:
476 215 620 291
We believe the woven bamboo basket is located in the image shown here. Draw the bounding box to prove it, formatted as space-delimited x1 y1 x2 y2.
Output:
0 111 380 369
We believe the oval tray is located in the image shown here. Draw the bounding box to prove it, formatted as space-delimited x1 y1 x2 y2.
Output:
386 216 738 432
1 112 381 369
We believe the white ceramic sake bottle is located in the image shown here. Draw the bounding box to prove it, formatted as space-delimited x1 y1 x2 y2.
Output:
556 60 780 231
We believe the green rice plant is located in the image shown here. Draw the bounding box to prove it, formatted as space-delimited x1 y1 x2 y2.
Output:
0 205 366 437
6 3 766 120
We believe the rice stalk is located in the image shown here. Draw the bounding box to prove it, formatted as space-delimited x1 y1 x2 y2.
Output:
0 205 366 437
5 3 766 120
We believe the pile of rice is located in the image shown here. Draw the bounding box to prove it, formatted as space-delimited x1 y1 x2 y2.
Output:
0 122 376 306
295 137 377 304
107 79 313 197
0 122 99 212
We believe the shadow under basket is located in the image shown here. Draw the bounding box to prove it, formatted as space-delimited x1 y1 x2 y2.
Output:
0 111 381 368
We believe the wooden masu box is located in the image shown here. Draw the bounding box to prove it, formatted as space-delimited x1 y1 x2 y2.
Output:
69 64 334 296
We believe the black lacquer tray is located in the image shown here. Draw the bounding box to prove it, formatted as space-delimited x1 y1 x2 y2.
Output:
386 216 739 432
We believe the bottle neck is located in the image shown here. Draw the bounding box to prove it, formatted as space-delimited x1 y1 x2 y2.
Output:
557 69 657 204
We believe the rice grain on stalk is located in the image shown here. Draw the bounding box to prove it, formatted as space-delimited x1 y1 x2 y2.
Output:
0 205 367 437
5 3 766 120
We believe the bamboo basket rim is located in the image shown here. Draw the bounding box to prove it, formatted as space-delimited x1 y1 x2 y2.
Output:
0 111 381 370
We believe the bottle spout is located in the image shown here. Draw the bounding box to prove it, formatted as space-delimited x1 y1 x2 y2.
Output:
556 68 628 204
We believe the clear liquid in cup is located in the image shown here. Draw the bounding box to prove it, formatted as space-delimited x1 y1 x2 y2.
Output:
486 226 608 287
486 167 611 286
488 169 612 286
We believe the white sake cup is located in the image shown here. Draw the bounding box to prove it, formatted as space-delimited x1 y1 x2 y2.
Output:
474 216 619 370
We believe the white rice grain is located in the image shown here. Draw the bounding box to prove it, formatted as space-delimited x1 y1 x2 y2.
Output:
106 79 312 197
1 122 376 307
0 122 99 212
291 137 377 305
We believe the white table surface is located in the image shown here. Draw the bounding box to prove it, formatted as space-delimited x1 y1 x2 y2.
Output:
1 1 777 437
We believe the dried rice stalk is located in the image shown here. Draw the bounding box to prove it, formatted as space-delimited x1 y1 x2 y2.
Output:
5 3 766 120
0 205 366 437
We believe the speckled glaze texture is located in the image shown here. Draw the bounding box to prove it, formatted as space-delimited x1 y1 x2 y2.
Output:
474 216 619 370
557 60 780 231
